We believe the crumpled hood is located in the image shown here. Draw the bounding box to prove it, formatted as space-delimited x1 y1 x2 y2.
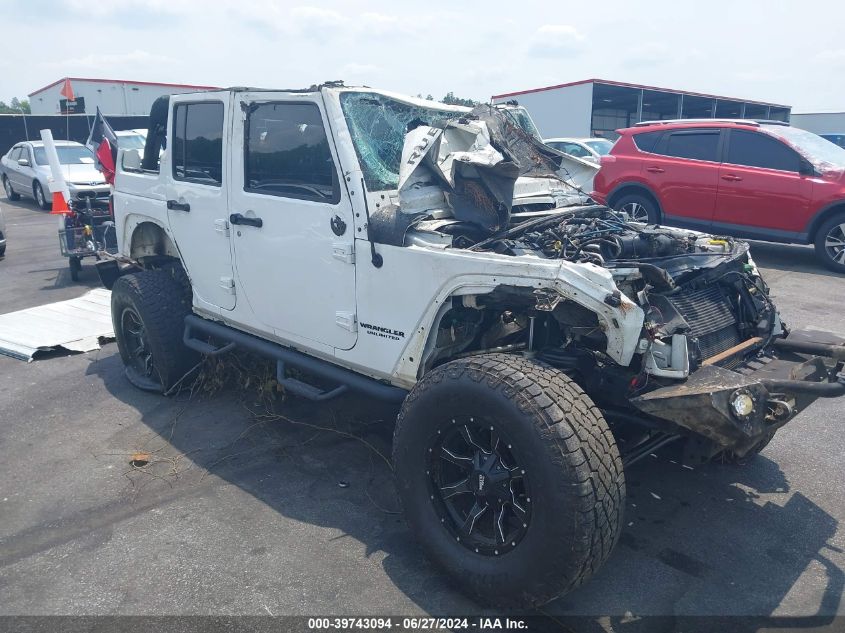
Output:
397 105 585 231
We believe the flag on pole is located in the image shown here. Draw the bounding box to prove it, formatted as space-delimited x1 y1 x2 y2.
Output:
59 78 75 102
86 107 118 185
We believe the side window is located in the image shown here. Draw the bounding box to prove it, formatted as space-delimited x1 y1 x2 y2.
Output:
660 130 720 162
632 131 662 153
172 101 224 186
726 130 801 172
9 147 21 161
244 102 339 203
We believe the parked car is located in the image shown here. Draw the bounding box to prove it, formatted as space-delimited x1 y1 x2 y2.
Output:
592 119 845 272
115 129 148 150
545 137 614 164
0 205 6 257
0 141 109 210
820 133 845 149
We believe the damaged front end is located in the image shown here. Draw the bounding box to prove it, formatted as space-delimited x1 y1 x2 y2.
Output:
337 89 845 458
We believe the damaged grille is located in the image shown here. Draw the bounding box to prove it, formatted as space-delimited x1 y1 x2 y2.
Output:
667 284 741 361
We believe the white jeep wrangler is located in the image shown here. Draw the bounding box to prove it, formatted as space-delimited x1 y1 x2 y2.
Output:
106 84 845 607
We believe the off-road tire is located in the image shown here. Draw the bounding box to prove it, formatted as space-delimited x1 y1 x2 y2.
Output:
614 193 659 224
393 353 625 608
2 175 20 201
111 268 198 393
0 245 6 258
814 212 845 273
33 181 50 210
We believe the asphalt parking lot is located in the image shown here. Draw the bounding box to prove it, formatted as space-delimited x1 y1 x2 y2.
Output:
1 198 844 625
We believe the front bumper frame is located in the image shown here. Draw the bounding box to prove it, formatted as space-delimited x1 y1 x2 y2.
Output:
630 329 845 454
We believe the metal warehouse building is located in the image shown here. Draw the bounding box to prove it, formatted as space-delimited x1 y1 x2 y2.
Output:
491 79 792 140
790 112 845 135
28 77 219 116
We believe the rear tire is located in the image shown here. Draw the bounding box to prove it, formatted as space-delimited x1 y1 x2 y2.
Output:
3 175 20 201
33 181 51 210
613 193 659 224
111 268 198 393
814 213 845 273
393 353 625 608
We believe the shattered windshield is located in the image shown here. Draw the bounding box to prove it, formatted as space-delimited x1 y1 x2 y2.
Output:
339 92 462 190
500 107 541 140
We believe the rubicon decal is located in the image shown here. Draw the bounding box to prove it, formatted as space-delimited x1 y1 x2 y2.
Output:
360 322 405 341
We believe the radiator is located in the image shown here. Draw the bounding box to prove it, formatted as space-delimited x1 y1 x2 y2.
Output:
667 284 742 362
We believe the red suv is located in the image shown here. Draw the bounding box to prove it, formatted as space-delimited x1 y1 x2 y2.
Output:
592 119 845 272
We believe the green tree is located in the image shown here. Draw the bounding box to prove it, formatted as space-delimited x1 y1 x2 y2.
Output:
441 92 479 107
0 98 31 114
10 97 30 114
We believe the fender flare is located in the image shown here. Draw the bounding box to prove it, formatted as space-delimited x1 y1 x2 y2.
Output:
122 214 180 260
392 267 644 387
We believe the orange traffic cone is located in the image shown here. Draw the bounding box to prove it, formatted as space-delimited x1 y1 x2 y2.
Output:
50 192 70 214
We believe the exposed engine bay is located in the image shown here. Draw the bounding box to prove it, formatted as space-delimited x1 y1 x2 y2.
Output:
358 102 838 460
361 104 782 384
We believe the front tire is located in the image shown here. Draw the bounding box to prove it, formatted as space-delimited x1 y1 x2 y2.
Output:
814 213 845 273
393 353 625 608
614 193 659 224
3 175 20 201
33 181 51 210
111 269 198 393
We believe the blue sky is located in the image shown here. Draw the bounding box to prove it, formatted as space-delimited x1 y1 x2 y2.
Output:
2 0 844 113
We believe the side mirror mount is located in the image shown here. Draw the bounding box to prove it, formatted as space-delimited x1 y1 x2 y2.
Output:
798 159 816 177
17 158 30 167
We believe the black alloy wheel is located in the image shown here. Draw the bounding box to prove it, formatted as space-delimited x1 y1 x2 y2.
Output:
428 416 531 556
120 306 156 382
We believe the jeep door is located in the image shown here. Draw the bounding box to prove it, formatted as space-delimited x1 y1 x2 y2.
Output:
229 93 357 350
164 96 237 311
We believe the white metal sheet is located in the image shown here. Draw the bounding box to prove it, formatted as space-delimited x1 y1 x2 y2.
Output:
0 288 114 361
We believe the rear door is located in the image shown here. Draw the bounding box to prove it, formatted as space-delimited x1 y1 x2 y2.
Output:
715 129 811 234
645 128 723 225
164 96 236 311
229 92 357 350
17 146 37 193
6 146 25 190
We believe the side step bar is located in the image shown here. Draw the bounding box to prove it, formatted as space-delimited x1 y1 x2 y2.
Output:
183 314 408 403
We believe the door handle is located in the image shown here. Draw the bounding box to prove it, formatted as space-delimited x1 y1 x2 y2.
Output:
167 199 191 212
230 213 263 228
721 174 742 182
646 166 665 173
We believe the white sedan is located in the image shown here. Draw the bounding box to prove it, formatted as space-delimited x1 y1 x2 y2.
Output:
544 137 614 164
